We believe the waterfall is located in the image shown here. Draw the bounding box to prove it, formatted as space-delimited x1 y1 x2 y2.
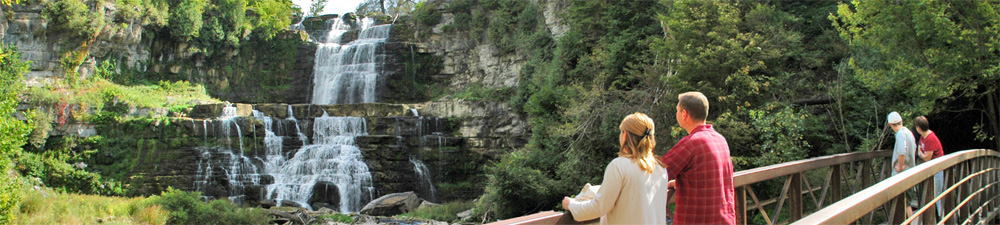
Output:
409 157 438 203
254 110 285 174
410 109 419 117
311 17 392 104
265 112 373 212
287 105 308 145
193 104 262 205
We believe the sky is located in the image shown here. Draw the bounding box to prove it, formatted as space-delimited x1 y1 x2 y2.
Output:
291 0 364 16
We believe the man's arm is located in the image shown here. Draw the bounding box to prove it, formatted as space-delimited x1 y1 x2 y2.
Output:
918 147 933 162
895 154 906 172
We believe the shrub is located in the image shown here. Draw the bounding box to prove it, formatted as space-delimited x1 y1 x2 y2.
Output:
41 0 102 41
146 187 269 225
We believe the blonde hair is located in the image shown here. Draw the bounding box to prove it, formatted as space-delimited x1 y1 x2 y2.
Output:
619 112 664 174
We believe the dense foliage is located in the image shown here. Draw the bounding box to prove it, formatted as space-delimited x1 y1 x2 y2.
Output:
0 44 32 224
460 0 999 221
831 0 1000 149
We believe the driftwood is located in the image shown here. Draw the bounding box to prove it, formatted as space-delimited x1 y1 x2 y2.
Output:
266 208 313 225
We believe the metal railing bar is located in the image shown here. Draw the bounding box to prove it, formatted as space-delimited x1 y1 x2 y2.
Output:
906 168 997 225
961 194 1000 225
942 182 999 225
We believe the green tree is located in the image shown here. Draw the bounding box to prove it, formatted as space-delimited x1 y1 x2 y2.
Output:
831 0 1000 149
310 0 328 16
249 0 293 41
356 0 419 16
0 44 32 224
169 0 209 42
41 0 103 42
653 0 843 168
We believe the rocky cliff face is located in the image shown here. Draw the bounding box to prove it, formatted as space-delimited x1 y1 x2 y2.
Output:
1 2 315 103
1 3 149 86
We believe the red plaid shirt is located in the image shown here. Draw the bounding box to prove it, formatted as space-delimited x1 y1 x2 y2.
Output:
661 124 736 225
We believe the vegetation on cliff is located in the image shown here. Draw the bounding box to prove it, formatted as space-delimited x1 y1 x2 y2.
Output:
0 43 33 224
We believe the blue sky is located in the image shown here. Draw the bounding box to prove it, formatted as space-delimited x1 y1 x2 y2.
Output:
291 0 364 16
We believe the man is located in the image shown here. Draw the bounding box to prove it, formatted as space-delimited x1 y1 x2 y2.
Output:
889 112 917 175
915 116 944 218
660 92 736 225
888 111 918 221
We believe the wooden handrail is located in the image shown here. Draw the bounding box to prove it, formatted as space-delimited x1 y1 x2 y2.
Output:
791 149 999 225
734 150 891 186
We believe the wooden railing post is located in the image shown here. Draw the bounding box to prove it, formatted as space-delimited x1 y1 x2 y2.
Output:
891 195 906 224
921 179 935 225
944 166 957 224
735 186 746 225
831 164 842 203
790 173 803 220
861 160 872 188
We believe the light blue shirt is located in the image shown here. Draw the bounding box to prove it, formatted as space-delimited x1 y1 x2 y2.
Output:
891 127 917 176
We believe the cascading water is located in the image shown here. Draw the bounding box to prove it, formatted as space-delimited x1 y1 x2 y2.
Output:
194 104 262 204
265 112 373 212
287 105 308 145
253 110 285 175
409 157 438 203
311 18 392 104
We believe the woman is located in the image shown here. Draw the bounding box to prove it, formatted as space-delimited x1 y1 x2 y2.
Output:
562 112 670 224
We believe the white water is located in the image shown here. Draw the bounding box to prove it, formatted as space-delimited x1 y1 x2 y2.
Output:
287 105 309 145
265 112 373 212
193 104 262 204
311 18 392 104
409 157 437 203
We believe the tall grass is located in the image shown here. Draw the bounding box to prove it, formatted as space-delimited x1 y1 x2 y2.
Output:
17 187 168 224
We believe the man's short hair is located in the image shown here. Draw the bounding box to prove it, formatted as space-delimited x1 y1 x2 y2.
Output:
678 92 709 121
915 116 930 131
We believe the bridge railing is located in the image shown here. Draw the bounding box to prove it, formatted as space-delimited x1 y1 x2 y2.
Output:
488 150 894 225
792 149 1000 225
729 150 893 225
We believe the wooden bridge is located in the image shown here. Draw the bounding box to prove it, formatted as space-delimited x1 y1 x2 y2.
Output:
487 149 1000 225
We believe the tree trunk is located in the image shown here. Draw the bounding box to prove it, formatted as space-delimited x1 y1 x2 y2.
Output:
987 89 1000 151
379 0 386 14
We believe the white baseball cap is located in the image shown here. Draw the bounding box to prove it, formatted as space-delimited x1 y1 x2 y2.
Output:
887 112 902 124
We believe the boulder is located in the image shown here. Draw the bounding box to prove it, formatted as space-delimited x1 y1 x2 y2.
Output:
280 200 304 208
359 192 423 216
260 199 277 209
308 181 341 211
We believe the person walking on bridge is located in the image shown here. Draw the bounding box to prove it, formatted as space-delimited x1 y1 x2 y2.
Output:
562 112 670 224
915 115 944 218
888 111 918 222
659 91 736 225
